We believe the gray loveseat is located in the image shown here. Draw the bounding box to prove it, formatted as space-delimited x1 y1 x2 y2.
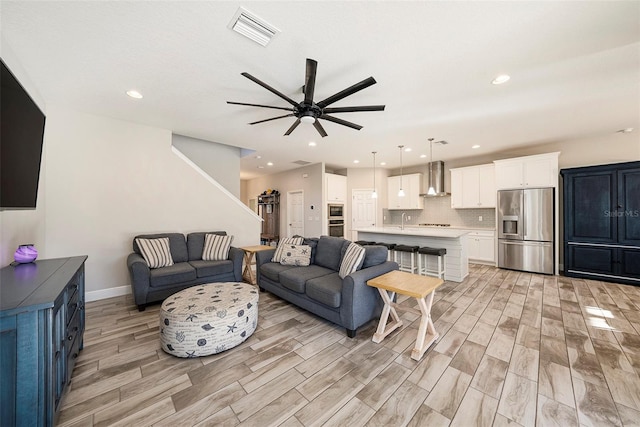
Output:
256 236 398 337
127 231 243 311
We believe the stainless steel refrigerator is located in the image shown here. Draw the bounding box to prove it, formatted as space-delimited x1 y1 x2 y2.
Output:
498 188 554 274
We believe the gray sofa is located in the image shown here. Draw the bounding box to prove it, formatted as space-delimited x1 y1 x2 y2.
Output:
256 236 398 337
127 231 243 311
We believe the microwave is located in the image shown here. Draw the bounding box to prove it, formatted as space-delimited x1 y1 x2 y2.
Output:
328 204 344 219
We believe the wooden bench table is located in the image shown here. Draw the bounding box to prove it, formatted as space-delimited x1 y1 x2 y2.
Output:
367 270 444 361
240 245 273 285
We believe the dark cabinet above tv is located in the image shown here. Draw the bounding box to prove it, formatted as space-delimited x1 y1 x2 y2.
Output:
562 161 640 285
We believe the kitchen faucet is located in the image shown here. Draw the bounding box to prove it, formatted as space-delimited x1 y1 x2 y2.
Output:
401 212 406 230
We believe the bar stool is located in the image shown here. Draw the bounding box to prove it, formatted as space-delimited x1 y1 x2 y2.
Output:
394 245 419 274
417 247 447 279
355 240 376 246
376 242 396 261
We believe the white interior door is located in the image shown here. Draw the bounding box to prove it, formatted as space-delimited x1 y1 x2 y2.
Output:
352 189 377 241
287 190 304 237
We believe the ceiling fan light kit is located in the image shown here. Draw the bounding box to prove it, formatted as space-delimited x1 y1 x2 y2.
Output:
228 58 385 137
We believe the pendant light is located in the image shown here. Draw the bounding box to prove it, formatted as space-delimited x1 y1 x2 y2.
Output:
398 145 405 197
371 151 378 199
427 138 436 196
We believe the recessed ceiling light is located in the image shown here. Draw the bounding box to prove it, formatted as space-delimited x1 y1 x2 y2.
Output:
267 162 273 166
617 128 634 133
308 141 316 147
492 75 510 85
353 160 360 164
380 162 386 166
472 145 481 149
258 165 264 169
255 155 262 159
404 147 412 152
126 90 143 99
420 154 427 158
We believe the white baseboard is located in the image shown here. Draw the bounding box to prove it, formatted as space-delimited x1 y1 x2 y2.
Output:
86 285 131 302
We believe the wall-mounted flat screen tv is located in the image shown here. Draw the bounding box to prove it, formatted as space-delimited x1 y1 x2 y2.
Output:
0 59 46 209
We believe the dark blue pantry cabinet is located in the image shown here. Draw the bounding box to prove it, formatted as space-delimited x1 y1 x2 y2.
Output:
561 161 640 285
0 256 87 426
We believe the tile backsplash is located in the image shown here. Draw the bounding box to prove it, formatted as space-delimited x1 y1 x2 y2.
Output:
383 196 495 229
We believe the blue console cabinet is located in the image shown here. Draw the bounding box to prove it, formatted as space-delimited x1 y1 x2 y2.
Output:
562 161 640 285
0 256 87 426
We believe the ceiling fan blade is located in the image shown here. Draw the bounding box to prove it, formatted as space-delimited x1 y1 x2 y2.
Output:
322 105 385 113
249 114 294 125
304 58 317 104
316 77 377 108
284 119 301 136
313 120 328 138
227 101 294 112
320 114 363 130
241 72 299 107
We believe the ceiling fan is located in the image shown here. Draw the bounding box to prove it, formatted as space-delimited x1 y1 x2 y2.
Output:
227 58 385 137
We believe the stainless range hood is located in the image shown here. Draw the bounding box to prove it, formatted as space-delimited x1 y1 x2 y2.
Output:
419 160 449 197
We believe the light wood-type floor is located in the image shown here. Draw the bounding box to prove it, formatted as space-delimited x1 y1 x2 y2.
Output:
57 264 640 426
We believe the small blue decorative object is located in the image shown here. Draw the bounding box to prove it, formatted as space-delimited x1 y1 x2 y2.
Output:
14 244 38 264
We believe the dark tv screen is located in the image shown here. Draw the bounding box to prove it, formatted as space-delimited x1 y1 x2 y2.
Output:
0 59 46 209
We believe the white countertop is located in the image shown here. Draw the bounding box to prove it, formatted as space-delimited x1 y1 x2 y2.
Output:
383 225 496 231
355 226 470 238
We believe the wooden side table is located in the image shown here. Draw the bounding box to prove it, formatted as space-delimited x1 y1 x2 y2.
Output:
367 270 443 361
240 245 273 285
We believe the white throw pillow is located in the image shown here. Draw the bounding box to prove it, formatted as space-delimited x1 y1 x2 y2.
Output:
280 245 312 266
272 237 304 262
136 237 174 269
339 242 366 279
202 234 234 261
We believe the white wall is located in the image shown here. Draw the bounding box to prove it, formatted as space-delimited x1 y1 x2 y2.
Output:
172 134 241 198
244 163 324 238
41 107 260 295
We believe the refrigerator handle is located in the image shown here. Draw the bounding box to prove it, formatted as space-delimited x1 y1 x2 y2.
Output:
500 240 550 246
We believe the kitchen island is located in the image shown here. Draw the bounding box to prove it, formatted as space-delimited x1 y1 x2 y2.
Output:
355 226 469 282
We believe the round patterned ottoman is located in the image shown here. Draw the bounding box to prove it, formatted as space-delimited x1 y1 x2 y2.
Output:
159 282 258 358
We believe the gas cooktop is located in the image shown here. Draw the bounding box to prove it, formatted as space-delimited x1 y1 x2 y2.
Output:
419 223 451 227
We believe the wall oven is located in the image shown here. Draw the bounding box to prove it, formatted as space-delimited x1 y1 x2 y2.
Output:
328 204 344 219
328 219 345 237
328 204 344 237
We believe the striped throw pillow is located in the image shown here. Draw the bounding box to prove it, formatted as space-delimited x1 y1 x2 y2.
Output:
136 237 174 269
202 234 234 261
339 242 366 279
272 237 304 263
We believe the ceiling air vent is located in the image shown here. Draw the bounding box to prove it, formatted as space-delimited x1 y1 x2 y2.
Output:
229 8 280 46
293 160 311 166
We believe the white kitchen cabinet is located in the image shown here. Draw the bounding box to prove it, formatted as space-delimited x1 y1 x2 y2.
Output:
466 230 496 264
450 169 463 208
326 173 347 203
494 152 560 189
387 173 424 210
450 164 496 208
